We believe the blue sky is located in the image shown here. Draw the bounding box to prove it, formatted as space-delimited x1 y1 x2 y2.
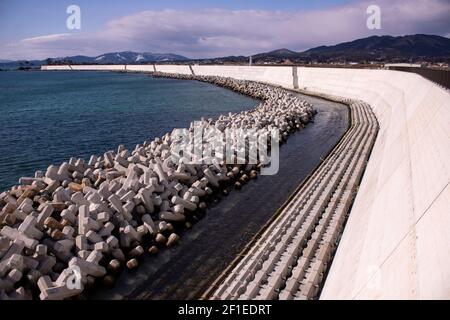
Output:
0 0 353 42
0 0 449 60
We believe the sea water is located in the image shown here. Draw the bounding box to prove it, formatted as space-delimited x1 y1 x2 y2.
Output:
0 71 257 190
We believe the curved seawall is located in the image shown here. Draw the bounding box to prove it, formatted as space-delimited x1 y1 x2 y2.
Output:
41 64 450 299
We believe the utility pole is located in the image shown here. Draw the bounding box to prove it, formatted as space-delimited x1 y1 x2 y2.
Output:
249 56 253 66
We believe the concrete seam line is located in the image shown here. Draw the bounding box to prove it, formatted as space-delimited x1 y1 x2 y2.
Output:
351 179 450 299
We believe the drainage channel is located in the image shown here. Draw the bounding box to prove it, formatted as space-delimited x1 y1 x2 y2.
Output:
206 96 378 300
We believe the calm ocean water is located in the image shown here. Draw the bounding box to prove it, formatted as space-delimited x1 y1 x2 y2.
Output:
0 71 257 190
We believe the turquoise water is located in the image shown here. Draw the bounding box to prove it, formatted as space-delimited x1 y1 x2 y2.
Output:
0 71 257 190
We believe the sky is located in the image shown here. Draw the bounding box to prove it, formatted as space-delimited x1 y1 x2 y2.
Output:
0 0 449 60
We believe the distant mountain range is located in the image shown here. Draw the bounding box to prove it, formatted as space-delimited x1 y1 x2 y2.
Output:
253 48 300 60
200 34 450 64
1 34 449 69
299 34 450 62
48 51 188 64
0 51 189 69
84 51 188 63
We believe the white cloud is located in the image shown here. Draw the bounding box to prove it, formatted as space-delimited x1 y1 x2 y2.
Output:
21 33 71 44
1 0 449 60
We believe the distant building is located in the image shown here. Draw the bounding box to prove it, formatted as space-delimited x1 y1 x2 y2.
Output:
384 63 422 68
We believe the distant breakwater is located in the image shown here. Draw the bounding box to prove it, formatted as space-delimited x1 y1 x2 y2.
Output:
0 73 315 300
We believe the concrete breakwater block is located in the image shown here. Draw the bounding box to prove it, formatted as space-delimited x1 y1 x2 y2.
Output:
0 74 315 300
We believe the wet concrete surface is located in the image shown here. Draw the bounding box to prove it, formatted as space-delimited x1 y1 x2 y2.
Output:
89 93 349 300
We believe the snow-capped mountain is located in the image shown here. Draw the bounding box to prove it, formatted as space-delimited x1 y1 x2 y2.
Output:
73 51 188 64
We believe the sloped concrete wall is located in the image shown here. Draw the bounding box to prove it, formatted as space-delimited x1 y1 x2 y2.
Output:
154 64 193 74
126 65 155 72
41 64 194 74
41 64 126 71
292 68 450 299
41 64 450 299
194 65 294 88
41 65 72 70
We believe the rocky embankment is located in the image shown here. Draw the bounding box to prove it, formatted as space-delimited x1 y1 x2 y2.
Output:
0 74 315 300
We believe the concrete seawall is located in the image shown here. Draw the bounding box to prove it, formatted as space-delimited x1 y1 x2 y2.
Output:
41 64 450 299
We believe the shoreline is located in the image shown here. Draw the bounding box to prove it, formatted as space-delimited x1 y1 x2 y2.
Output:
0 73 319 300
0 71 259 191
